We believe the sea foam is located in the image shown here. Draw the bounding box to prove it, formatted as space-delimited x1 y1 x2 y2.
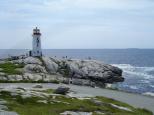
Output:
112 64 154 94
113 64 154 79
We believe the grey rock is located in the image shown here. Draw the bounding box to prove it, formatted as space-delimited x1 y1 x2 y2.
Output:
94 111 105 115
24 64 47 73
7 75 23 81
0 76 7 81
110 103 132 112
0 72 6 76
42 57 58 74
60 111 92 115
0 111 18 115
66 59 124 83
54 86 70 95
0 104 8 111
0 100 7 105
37 100 47 104
0 56 124 85
24 57 42 65
13 57 42 65
33 84 43 88
91 99 104 106
23 73 43 81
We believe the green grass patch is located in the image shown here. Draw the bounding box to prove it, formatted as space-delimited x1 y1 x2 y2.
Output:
0 62 25 75
96 96 153 115
96 96 133 109
0 90 152 115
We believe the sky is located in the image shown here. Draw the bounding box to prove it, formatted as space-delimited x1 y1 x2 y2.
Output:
0 0 154 49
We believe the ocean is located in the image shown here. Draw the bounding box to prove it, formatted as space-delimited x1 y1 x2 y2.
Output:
0 49 154 94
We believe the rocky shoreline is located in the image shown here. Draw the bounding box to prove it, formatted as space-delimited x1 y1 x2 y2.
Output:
0 56 124 87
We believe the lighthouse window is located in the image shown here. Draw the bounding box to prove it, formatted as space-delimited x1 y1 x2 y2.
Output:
37 38 39 43
37 51 39 54
37 38 39 47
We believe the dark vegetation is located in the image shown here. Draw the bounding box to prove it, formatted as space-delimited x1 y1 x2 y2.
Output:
0 62 24 75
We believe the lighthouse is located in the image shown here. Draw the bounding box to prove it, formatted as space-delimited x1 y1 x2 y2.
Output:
31 27 42 57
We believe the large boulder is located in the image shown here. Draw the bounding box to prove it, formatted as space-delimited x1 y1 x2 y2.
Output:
33 84 43 88
66 59 124 83
42 57 58 74
54 86 70 95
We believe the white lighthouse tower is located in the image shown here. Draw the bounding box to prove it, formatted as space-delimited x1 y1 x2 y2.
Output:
32 27 42 57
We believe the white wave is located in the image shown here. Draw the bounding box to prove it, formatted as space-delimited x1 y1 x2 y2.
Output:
112 64 154 79
150 85 154 88
143 92 154 97
112 64 134 69
140 80 150 83
113 64 154 71
124 70 154 79
129 86 138 90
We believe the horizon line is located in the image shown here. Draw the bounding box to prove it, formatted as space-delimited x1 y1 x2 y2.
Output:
0 48 154 50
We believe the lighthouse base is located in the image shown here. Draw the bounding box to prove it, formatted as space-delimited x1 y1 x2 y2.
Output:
29 50 42 57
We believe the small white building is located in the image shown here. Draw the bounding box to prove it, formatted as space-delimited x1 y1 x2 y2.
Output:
30 27 42 57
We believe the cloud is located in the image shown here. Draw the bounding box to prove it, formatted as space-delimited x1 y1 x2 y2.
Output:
0 0 154 48
0 0 153 22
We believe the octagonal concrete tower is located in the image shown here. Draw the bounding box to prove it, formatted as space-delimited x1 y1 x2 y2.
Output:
32 27 42 57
